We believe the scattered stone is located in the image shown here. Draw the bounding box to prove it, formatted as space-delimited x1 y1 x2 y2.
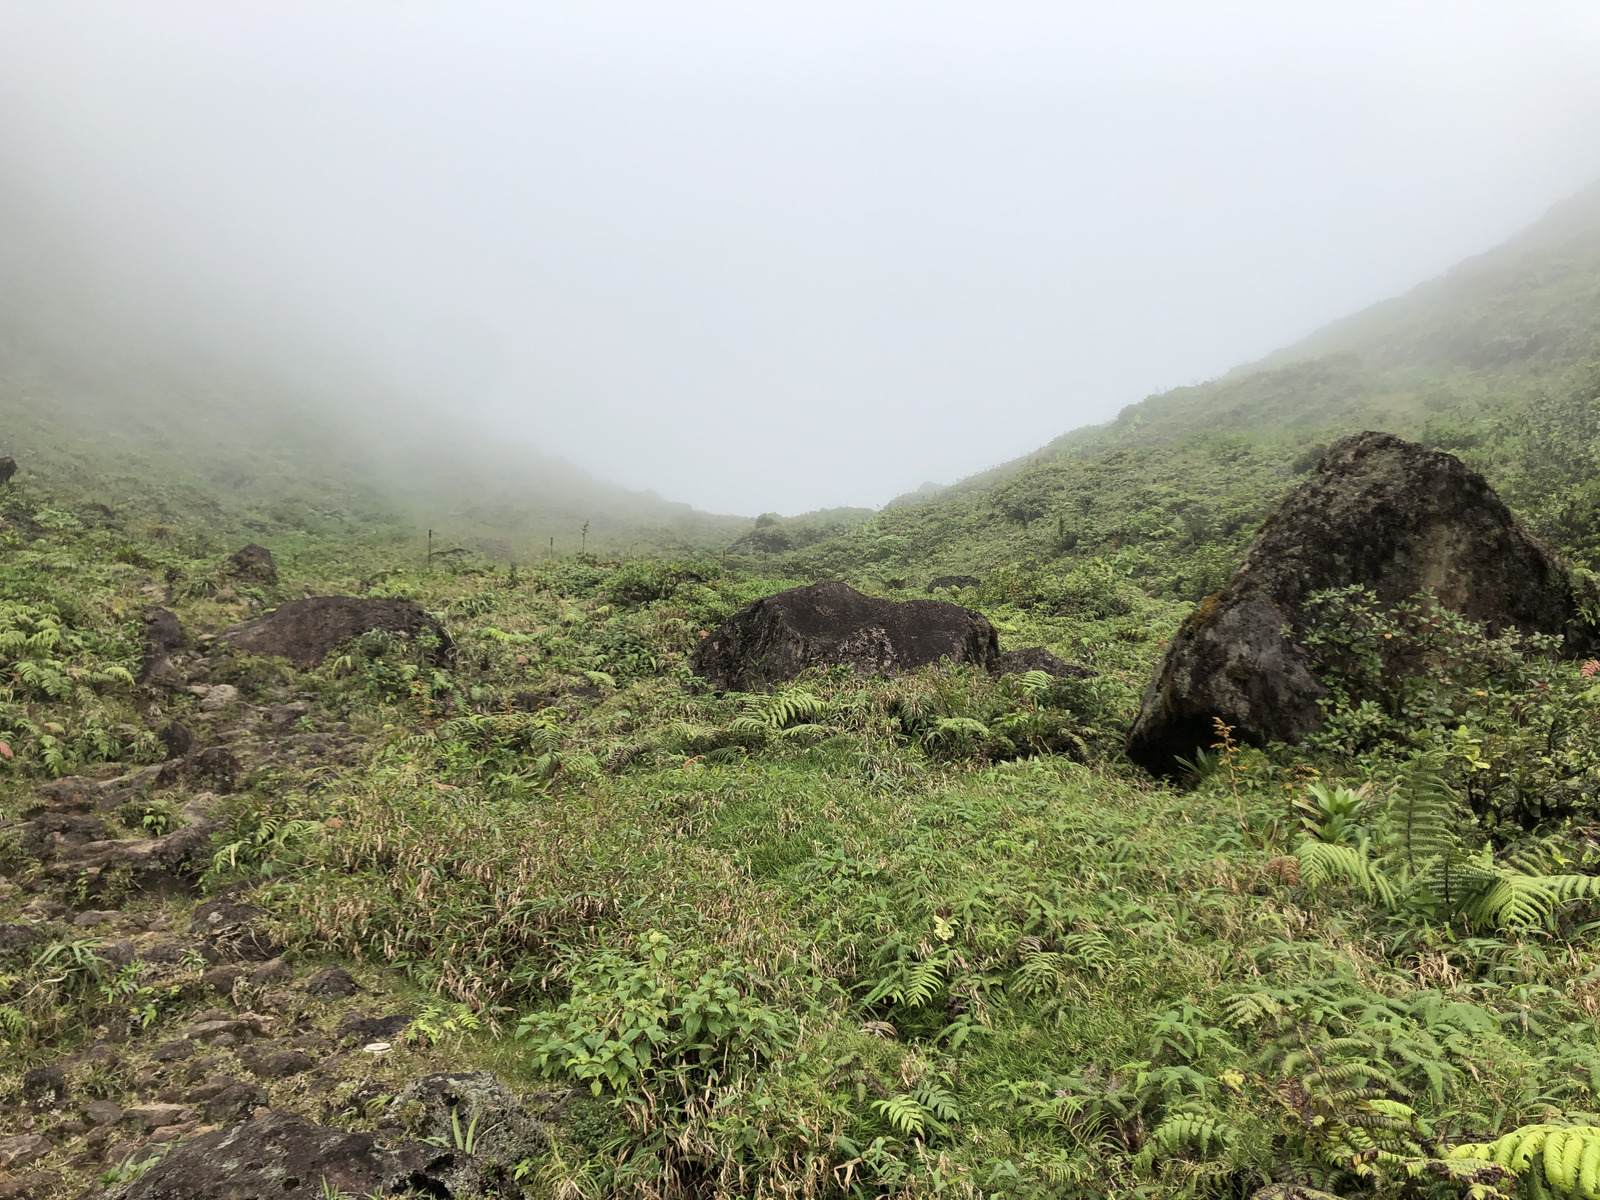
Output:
336 1011 414 1044
249 957 292 987
124 1103 192 1131
85 1100 123 1126
21 1065 66 1109
73 909 121 927
202 965 246 994
1127 432 1600 772
197 684 239 713
222 596 453 669
139 608 188 688
25 776 98 815
226 544 278 585
110 1110 487 1200
926 574 981 592
0 1134 52 1170
150 1041 195 1063
174 745 240 793
19 812 108 859
157 720 195 760
989 647 1094 678
691 580 998 691
140 938 218 966
385 1071 550 1167
190 901 274 960
203 1080 269 1124
0 925 45 958
303 966 358 998
0 1171 61 1200
40 818 222 895
250 1050 313 1079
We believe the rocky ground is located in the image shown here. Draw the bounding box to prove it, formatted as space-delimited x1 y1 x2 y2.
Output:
0 604 553 1199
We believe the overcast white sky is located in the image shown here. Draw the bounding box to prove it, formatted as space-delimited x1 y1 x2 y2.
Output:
3 2 1600 514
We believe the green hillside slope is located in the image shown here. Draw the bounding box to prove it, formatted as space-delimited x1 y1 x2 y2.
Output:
779 184 1600 592
0 189 747 561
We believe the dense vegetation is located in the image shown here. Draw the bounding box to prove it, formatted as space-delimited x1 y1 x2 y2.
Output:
4 185 1600 1198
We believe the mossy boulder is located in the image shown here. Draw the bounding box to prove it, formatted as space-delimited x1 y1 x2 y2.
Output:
1127 431 1598 773
691 580 997 691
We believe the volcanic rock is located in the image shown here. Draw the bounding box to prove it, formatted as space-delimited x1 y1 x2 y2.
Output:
0 456 16 484
990 647 1094 678
139 607 187 688
690 580 997 691
110 1110 489 1200
226 543 278 584
1127 432 1599 772
222 596 452 668
385 1072 549 1166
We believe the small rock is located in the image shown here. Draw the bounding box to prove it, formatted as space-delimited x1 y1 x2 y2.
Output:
201 964 246 994
184 1075 241 1102
247 1050 312 1079
150 1040 195 1062
336 1011 414 1044
51 1118 87 1137
303 966 358 998
147 1122 192 1143
0 1171 61 1200
72 910 120 927
84 1100 123 1127
990 646 1095 678
198 684 238 713
249 957 293 987
0 925 45 958
182 1019 247 1042
124 1103 191 1130
384 1071 550 1166
21 1064 66 1109
157 721 195 760
212 1031 239 1050
203 1080 268 1124
188 901 267 938
226 543 279 584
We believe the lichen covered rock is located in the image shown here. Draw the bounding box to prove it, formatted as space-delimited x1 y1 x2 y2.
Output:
1128 431 1598 772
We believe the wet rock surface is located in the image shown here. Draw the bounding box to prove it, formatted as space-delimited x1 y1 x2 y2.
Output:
222 595 452 668
691 580 998 691
1127 431 1600 772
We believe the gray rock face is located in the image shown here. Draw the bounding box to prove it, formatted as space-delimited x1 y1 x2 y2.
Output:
690 580 998 692
385 1072 550 1169
1127 431 1599 772
115 1110 488 1200
222 596 452 668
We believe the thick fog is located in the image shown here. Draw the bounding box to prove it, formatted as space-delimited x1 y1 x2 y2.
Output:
3 2 1600 515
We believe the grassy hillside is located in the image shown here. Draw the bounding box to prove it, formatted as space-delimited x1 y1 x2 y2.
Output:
784 184 1600 592
0 189 749 561
4 460 1600 1197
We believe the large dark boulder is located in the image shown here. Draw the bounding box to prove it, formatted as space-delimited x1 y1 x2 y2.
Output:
222 597 451 668
691 580 997 691
113 1110 490 1199
1128 431 1598 773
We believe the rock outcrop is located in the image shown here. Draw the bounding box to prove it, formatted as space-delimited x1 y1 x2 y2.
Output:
113 1111 488 1199
222 596 451 668
690 580 998 691
138 607 187 688
1127 431 1598 773
226 543 278 584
